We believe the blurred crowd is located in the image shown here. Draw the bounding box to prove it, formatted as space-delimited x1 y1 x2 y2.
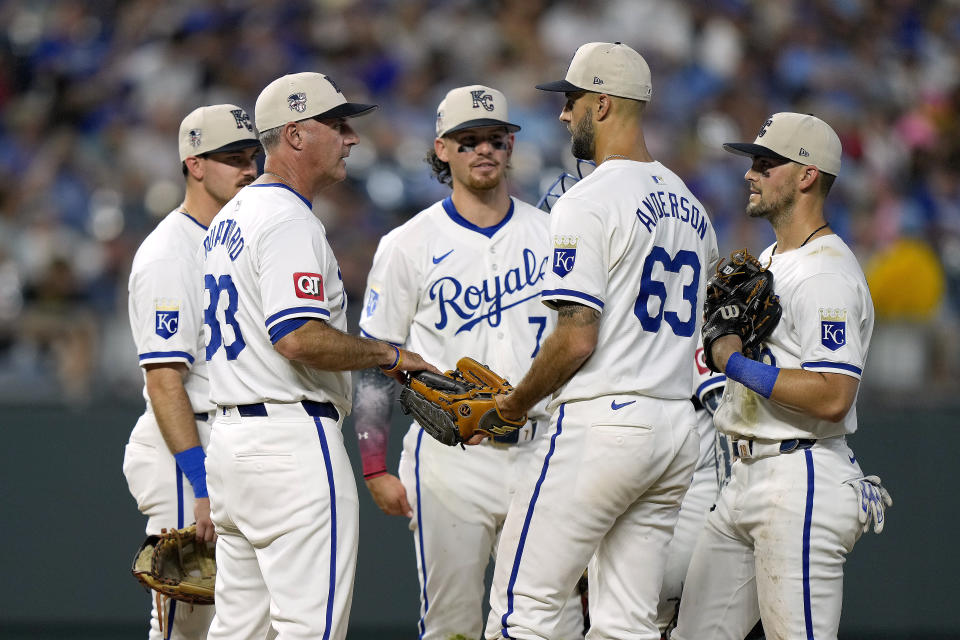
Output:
1 0 958 404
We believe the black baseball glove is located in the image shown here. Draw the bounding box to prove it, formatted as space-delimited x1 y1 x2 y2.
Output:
701 248 782 372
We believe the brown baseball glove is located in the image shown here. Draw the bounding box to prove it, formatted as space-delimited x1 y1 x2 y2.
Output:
399 356 526 446
131 524 215 606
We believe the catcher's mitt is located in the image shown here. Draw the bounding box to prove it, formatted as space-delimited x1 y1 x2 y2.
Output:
702 248 782 372
399 356 526 446
131 524 215 605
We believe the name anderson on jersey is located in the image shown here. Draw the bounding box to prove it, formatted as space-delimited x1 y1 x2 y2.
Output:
430 247 548 334
203 218 245 261
635 189 709 239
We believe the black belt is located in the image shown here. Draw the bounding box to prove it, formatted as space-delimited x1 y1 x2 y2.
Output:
194 412 210 422
734 438 816 458
236 400 339 421
690 394 703 411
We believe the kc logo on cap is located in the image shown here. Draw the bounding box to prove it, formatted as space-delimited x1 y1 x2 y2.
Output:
436 85 521 137
178 104 260 162
724 112 842 176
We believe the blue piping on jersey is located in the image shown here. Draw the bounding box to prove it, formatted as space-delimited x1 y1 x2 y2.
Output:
802 449 815 640
179 211 208 230
442 196 514 238
139 351 195 364
269 317 310 344
359 329 403 347
696 375 726 400
501 404 565 638
801 361 863 376
314 417 338 640
164 465 186 639
541 288 604 310
415 429 429 639
250 182 312 209
165 600 177 639
264 306 330 328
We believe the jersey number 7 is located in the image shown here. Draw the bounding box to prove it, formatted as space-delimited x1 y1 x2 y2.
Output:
204 274 246 360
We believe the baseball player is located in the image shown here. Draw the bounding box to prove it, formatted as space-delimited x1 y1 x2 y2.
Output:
655 347 728 637
201 73 435 640
672 113 890 640
123 103 260 640
353 85 584 640
486 42 720 640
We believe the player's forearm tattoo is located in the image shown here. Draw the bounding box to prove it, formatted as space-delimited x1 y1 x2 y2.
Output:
353 367 397 478
556 302 600 327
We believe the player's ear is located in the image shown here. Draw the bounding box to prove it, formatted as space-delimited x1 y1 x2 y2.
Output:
798 165 819 192
184 156 204 181
435 137 450 163
282 122 303 150
596 94 612 120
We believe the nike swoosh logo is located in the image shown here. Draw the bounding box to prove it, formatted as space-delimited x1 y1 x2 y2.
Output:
849 455 857 464
432 249 454 264
611 400 636 411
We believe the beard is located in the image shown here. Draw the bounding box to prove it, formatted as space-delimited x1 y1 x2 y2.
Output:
570 113 595 161
746 184 796 220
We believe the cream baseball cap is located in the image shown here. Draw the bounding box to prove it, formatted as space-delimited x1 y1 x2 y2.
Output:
178 104 260 161
536 42 652 102
254 72 377 132
723 112 842 176
435 85 521 137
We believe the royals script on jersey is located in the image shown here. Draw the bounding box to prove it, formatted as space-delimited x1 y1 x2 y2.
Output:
360 197 555 419
201 183 351 412
542 159 719 408
129 209 213 413
714 234 874 441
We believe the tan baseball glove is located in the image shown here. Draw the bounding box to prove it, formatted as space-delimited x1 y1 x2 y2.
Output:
399 356 526 446
131 524 215 605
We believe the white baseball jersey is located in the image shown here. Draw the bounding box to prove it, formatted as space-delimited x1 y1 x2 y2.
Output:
542 159 719 408
714 234 874 441
360 196 555 420
201 183 351 413
129 209 213 412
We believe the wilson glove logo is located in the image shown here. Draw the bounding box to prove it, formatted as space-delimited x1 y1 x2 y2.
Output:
294 272 324 300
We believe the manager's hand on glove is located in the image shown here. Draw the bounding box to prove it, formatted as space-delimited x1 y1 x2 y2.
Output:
399 357 526 447
702 249 782 372
845 475 893 534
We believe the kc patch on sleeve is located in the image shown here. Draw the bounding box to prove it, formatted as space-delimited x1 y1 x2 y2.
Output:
552 235 578 278
294 272 324 301
820 307 846 350
155 300 180 339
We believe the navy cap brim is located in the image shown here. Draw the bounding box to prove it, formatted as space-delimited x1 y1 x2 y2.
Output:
722 142 791 163
442 119 521 137
535 79 583 93
202 138 262 156
316 102 379 120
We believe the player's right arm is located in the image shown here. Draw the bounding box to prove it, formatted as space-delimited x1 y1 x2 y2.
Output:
353 366 412 517
144 363 214 541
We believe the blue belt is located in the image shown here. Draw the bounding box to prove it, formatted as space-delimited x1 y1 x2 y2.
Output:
193 412 210 422
236 400 339 421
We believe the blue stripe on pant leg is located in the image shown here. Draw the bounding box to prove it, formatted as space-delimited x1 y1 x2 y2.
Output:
501 404 565 639
802 449 815 640
315 417 339 640
414 428 429 639
165 465 186 639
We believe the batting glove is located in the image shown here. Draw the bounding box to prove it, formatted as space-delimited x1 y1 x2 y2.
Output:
845 475 893 534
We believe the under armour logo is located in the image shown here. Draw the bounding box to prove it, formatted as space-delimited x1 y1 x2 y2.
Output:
593 76 604 85
470 90 495 112
230 109 253 132
758 118 773 137
799 148 810 157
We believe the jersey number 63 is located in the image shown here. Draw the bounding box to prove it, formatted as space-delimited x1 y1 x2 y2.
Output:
634 246 701 338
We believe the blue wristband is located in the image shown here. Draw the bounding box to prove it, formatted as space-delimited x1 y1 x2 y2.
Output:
725 352 779 399
173 445 208 498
